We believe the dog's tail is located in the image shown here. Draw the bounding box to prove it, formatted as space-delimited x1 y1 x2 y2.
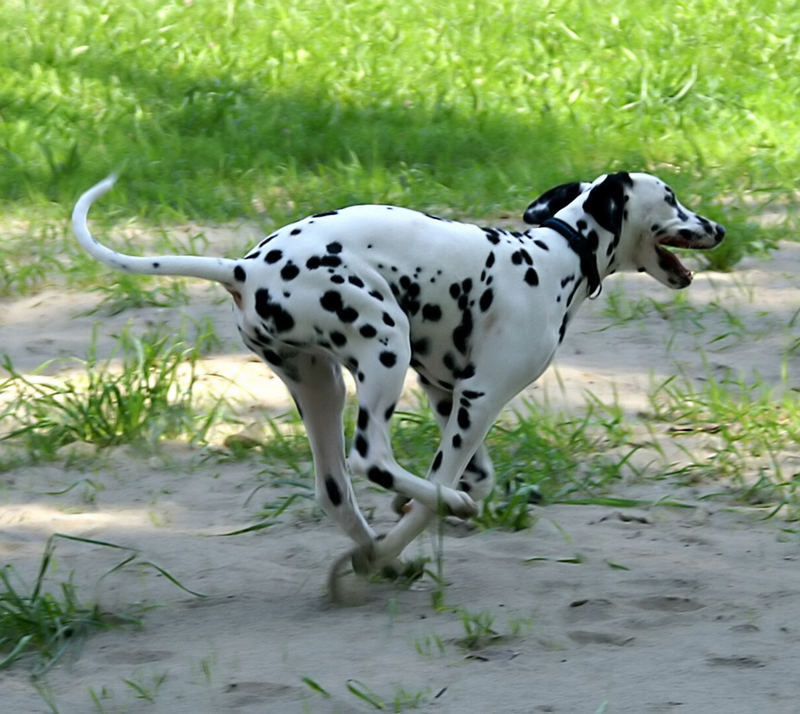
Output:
72 175 242 286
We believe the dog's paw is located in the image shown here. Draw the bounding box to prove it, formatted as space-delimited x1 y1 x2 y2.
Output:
346 541 403 577
441 488 478 519
391 493 411 515
350 543 376 575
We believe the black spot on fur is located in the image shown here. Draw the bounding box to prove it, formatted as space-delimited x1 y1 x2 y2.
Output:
265 249 283 264
457 407 471 430
483 227 501 244
254 288 295 332
355 434 368 458
280 262 300 281
324 475 342 506
412 337 430 356
559 314 570 343
582 172 633 236
367 467 394 489
339 306 358 323
452 434 462 448
318 291 358 323
233 265 246 282
330 331 347 347
382 312 395 327
262 349 283 367
422 303 442 322
452 310 473 354
348 275 365 288
312 210 339 218
359 324 377 338
357 408 369 430
320 291 343 312
431 450 443 471
251 326 272 346
479 288 493 312
379 351 397 368
326 241 343 254
244 250 261 260
384 404 395 420
524 268 539 286
462 389 484 399
290 228 302 236
437 399 453 417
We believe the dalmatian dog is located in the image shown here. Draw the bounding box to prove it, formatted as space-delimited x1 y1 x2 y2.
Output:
73 171 724 584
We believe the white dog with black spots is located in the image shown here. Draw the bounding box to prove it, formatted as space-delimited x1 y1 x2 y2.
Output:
73 171 725 590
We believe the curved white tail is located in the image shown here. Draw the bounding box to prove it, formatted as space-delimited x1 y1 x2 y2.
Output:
72 175 241 285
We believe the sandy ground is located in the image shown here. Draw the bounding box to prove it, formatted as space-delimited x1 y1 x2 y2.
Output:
1 234 800 713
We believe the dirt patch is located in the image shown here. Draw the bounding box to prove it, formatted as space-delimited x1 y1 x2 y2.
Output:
1 241 799 713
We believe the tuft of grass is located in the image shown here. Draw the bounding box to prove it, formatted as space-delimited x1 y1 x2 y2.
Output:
122 671 168 703
0 328 220 462
86 274 191 316
346 679 386 710
646 371 800 517
301 676 332 699
453 607 501 650
476 395 638 528
0 533 203 675
227 391 639 535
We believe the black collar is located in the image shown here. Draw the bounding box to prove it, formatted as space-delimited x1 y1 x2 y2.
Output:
541 217 601 297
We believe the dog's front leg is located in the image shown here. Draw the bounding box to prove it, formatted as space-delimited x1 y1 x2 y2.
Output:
358 386 508 571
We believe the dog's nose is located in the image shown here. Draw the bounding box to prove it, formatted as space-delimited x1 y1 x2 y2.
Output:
715 224 726 243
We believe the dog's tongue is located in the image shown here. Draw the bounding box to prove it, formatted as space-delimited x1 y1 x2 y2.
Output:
656 244 693 284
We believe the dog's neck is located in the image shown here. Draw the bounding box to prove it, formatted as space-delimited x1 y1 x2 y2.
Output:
540 217 602 296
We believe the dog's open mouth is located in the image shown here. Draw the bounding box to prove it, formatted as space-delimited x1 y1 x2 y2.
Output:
656 235 700 284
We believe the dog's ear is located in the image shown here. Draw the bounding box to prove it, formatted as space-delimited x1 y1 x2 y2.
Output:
523 181 589 225
581 171 633 236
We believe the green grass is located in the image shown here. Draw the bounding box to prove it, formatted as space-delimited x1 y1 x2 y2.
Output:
647 371 800 518
4 333 798 521
1 0 798 269
0 533 202 675
0 328 220 464
215 393 639 534
1 5 798 638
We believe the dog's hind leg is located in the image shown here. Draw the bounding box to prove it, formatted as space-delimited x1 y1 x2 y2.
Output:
277 352 377 547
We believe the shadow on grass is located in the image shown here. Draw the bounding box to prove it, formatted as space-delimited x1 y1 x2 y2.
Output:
6 50 648 221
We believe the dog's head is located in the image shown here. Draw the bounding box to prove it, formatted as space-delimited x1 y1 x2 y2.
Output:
525 172 725 289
